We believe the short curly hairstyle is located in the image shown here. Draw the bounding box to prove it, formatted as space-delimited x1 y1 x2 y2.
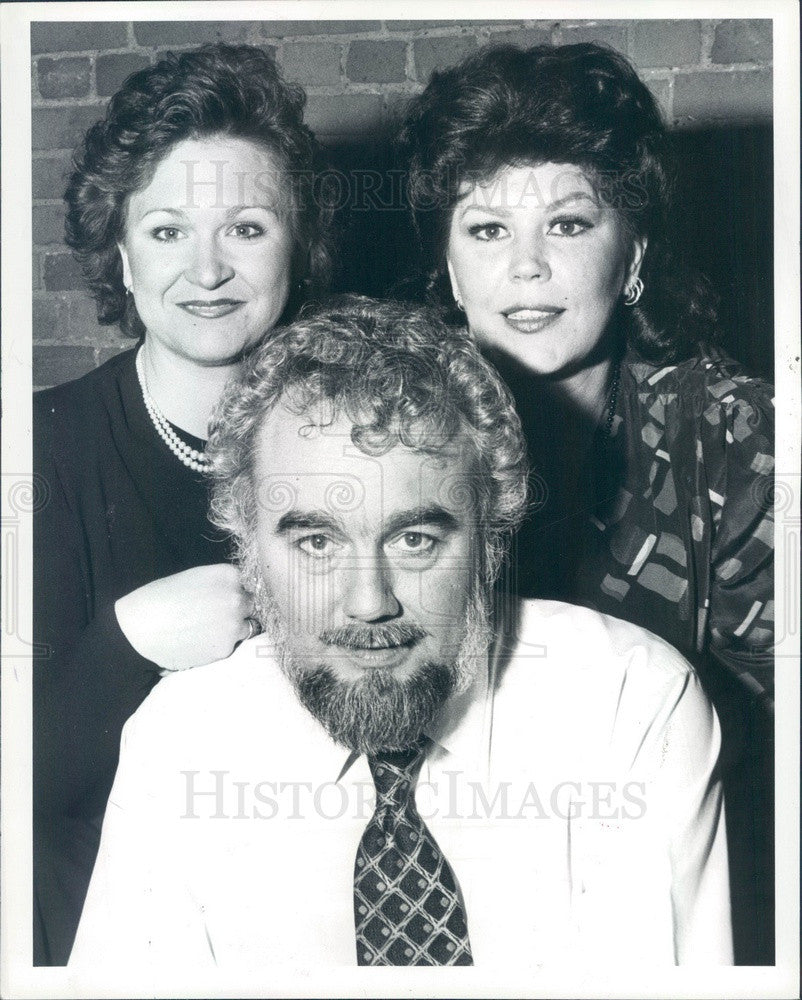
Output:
64 43 333 338
396 42 718 363
207 295 529 586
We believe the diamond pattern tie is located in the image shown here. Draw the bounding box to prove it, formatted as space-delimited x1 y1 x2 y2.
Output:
353 741 473 966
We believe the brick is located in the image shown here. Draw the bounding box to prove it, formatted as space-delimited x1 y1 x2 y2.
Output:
33 345 95 387
96 53 151 96
346 40 406 84
712 20 772 64
32 155 72 199
66 296 117 343
260 21 380 38
645 78 670 117
304 94 384 138
386 21 501 31
31 21 127 54
37 57 90 99
484 28 552 50
282 42 342 86
630 21 701 68
33 204 66 245
43 253 84 291
413 35 480 84
133 21 262 47
32 104 105 151
560 23 628 54
673 70 772 124
33 296 63 341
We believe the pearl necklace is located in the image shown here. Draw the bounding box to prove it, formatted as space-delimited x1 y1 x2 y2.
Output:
135 349 210 472
604 361 621 438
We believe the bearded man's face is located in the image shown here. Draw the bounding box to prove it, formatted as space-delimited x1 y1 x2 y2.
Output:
244 403 490 753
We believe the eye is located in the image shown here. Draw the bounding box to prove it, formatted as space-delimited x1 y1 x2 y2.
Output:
467 222 509 242
297 534 340 558
152 226 184 242
547 217 592 238
388 531 437 556
230 222 264 240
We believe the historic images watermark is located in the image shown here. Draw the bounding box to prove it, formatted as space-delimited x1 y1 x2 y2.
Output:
179 770 648 823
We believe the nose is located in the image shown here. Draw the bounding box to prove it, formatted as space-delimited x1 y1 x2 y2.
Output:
184 235 234 289
341 556 401 622
509 235 550 282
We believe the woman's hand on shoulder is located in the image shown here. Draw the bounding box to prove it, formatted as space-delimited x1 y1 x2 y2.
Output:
114 564 255 672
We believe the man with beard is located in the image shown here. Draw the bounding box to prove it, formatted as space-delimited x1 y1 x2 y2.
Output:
70 297 732 977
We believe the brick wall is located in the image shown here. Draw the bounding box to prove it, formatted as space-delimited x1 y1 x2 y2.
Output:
31 18 773 388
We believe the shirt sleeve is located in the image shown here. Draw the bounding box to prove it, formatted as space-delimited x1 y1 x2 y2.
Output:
68 696 213 977
705 381 775 702
658 668 733 964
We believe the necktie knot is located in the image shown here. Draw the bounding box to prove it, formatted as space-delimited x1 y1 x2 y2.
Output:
367 744 424 814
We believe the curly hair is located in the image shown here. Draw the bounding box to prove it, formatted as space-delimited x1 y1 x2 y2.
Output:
64 43 333 338
207 295 529 586
396 42 718 363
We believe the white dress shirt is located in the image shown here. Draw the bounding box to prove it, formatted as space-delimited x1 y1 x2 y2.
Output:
70 600 732 976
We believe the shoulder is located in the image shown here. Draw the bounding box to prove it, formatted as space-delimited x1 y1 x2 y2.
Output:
34 348 137 441
119 637 306 766
623 350 774 416
496 599 703 728
34 348 138 479
35 347 136 415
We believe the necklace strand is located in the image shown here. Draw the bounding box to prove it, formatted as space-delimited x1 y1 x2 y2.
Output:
604 362 621 438
135 349 210 472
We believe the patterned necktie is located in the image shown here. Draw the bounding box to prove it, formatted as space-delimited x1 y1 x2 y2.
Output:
353 740 473 966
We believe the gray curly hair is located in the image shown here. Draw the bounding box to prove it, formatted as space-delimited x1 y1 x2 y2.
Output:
207 295 529 586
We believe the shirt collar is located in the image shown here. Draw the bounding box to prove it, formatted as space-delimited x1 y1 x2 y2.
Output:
332 650 493 782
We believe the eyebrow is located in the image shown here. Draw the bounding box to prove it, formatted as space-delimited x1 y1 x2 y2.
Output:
273 505 461 538
138 203 280 222
458 189 598 218
381 505 461 539
275 511 342 535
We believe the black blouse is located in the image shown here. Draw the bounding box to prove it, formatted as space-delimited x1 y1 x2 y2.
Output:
33 346 231 964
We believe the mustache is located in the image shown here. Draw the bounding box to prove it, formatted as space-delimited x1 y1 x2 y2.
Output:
319 623 429 650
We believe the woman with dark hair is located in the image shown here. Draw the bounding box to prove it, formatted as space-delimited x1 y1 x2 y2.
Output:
33 42 331 965
398 43 774 962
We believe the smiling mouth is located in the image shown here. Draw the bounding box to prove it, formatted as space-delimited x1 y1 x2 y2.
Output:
502 307 564 334
177 299 245 318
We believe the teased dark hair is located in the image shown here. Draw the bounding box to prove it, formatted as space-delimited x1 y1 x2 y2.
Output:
64 43 333 337
396 42 718 363
207 295 529 586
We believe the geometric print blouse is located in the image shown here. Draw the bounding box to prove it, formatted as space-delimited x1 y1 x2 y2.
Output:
509 350 775 705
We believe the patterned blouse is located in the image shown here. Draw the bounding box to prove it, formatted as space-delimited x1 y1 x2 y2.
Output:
510 350 775 703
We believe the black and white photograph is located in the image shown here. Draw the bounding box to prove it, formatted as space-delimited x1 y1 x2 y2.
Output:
1 2 799 997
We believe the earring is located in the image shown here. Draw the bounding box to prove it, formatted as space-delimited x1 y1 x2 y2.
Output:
623 275 644 307
455 296 465 312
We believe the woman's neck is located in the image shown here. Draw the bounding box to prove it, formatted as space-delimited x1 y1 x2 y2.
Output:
547 355 615 427
138 339 240 440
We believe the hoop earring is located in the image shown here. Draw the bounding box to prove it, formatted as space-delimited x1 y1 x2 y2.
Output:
455 296 465 313
623 276 644 307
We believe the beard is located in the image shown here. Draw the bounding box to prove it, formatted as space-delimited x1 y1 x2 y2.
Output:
243 549 492 754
